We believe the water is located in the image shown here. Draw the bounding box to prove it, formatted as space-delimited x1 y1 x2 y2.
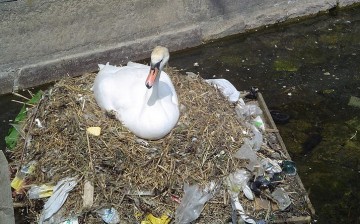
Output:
2 5 360 224
169 6 360 223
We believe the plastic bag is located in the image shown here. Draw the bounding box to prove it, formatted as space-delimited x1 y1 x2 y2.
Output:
205 79 240 103
225 169 256 224
272 187 291 210
175 181 218 224
235 99 262 119
225 169 253 200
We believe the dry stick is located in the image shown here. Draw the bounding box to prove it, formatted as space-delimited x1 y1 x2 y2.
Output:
11 100 35 107
12 92 31 101
86 132 94 171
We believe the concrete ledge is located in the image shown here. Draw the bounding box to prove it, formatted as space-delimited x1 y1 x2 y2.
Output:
16 25 202 90
1 0 359 94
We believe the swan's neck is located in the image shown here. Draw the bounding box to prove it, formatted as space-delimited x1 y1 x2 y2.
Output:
145 70 161 106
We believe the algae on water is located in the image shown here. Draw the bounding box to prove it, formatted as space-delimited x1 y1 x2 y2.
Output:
273 59 299 72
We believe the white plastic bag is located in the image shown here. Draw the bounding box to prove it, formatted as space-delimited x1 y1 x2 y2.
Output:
205 79 240 103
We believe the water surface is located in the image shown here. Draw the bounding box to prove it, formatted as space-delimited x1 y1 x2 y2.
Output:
169 6 360 223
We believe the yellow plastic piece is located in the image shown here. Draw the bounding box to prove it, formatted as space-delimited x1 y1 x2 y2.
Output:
86 127 101 136
141 213 171 224
11 162 36 191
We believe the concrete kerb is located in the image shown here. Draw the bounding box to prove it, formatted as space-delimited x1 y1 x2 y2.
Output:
12 25 202 94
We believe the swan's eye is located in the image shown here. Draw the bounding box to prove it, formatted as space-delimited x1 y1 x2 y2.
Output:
155 60 162 69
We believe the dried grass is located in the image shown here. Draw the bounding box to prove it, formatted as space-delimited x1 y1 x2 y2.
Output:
10 67 312 223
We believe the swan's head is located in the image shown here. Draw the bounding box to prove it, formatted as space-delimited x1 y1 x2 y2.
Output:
145 46 170 89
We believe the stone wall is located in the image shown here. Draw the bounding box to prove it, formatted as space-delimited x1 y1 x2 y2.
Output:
0 0 358 94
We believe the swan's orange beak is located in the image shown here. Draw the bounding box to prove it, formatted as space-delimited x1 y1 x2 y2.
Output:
145 67 159 89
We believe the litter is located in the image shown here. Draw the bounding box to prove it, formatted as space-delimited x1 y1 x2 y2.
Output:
175 181 218 224
11 161 36 192
82 180 94 209
28 184 54 199
252 115 265 131
225 169 254 200
39 177 77 223
97 207 120 224
86 126 101 136
141 212 171 224
205 78 240 103
272 187 292 211
281 160 297 176
8 67 314 223
59 217 79 224
226 170 256 224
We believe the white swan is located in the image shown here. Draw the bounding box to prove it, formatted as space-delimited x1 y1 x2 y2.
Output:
93 46 179 140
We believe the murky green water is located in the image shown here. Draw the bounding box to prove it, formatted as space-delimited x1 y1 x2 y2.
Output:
2 5 360 224
169 6 360 223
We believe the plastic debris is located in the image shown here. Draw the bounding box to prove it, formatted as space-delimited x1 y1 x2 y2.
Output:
235 99 263 119
59 217 79 224
86 127 101 136
281 160 297 176
82 180 94 209
185 72 198 80
260 158 282 174
136 138 149 146
225 169 254 201
250 125 263 151
39 177 78 224
175 181 218 224
205 79 240 103
97 207 120 224
11 161 36 191
244 87 259 100
226 170 256 224
252 116 265 131
35 118 44 128
250 176 273 196
234 140 259 171
141 212 171 224
272 187 291 211
28 184 54 199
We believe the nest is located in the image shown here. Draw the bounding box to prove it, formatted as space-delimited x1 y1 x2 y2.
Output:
10 67 312 223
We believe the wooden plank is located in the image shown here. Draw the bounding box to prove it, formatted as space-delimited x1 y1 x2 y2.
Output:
257 93 316 222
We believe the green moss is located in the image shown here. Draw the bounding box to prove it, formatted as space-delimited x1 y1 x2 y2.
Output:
273 59 299 72
345 117 360 131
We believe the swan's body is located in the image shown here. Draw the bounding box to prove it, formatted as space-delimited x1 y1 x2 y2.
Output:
93 46 179 140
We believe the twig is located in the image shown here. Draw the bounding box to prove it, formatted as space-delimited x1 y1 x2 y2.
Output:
350 130 357 140
11 100 35 107
86 132 94 171
12 92 31 101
